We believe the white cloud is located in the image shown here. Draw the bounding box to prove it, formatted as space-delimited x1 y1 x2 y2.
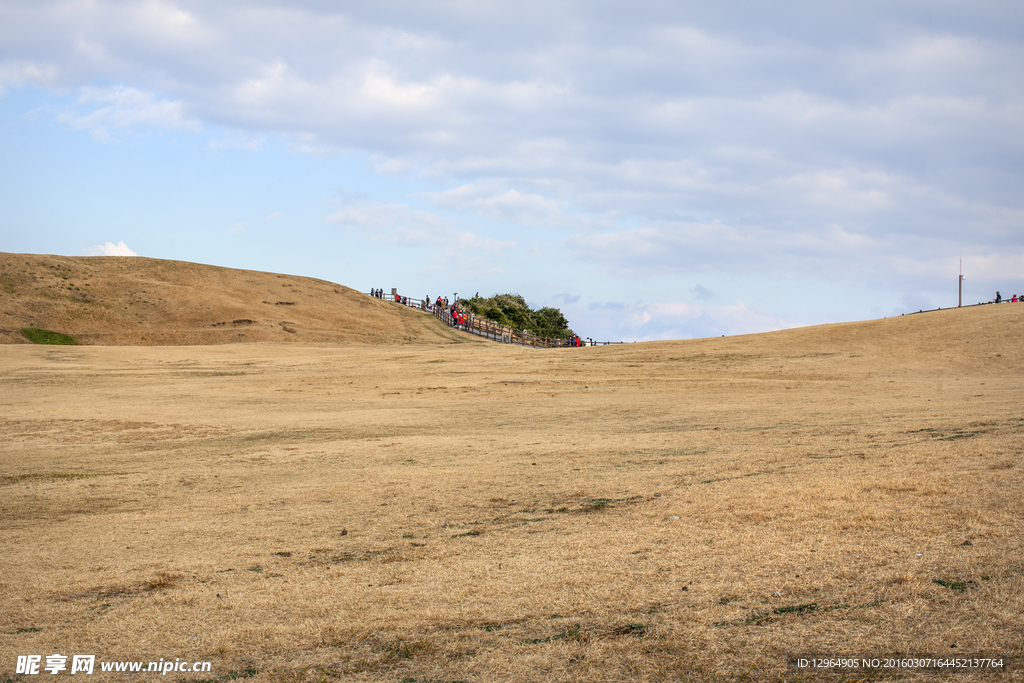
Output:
427 182 568 227
644 300 800 337
56 86 200 140
208 133 265 151
960 250 1024 284
85 241 137 256
691 284 714 300
327 200 443 235
576 299 803 341
0 60 60 90
326 200 515 254
266 211 283 221
3 0 1023 335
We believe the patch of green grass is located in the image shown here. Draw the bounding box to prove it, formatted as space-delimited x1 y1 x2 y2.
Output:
936 430 982 441
21 328 76 345
935 579 978 592
774 602 818 615
329 552 357 563
0 472 126 486
522 623 585 644
745 603 818 625
195 666 259 683
578 495 643 512
700 465 797 485
735 600 879 627
224 667 259 680
378 639 432 660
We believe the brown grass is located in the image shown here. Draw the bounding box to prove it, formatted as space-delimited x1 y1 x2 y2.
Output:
0 253 466 346
1 265 1023 681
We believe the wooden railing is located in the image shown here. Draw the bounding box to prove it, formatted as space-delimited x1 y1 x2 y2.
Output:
370 290 623 347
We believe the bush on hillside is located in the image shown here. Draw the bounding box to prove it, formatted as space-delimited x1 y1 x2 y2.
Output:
462 294 575 339
22 328 76 345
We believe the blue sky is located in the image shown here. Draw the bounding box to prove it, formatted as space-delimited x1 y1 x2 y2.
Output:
1 1 1022 341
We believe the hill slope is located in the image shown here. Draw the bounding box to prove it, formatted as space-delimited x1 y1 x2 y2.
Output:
0 253 471 346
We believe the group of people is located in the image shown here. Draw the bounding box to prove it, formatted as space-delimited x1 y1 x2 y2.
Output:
994 292 1021 303
439 299 467 328
370 287 417 306
450 309 468 328
425 295 451 311
369 288 462 311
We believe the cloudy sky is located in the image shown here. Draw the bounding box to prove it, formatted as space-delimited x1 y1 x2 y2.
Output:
2 1 1021 340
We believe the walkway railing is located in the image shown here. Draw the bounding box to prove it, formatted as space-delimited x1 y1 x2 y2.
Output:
369 290 623 348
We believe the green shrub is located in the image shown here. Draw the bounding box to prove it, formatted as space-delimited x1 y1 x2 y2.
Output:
462 294 575 339
21 328 76 345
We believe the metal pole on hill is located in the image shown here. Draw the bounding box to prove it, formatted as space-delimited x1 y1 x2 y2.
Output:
959 259 964 308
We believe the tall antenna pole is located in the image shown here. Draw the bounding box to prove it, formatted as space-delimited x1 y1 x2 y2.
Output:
958 259 964 308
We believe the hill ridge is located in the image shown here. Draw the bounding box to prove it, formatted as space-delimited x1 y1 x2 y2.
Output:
3 252 1022 354
0 252 471 346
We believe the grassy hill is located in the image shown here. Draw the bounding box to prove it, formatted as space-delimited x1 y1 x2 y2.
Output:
0 253 471 346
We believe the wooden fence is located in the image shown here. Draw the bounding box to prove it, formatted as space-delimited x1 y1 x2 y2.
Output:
369 290 623 348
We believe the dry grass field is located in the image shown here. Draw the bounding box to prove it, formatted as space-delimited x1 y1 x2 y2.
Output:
1 257 1023 682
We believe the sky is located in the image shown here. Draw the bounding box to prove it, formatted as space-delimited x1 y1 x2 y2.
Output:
1 0 1022 341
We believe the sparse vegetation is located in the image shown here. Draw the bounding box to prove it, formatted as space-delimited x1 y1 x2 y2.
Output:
144 572 179 590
